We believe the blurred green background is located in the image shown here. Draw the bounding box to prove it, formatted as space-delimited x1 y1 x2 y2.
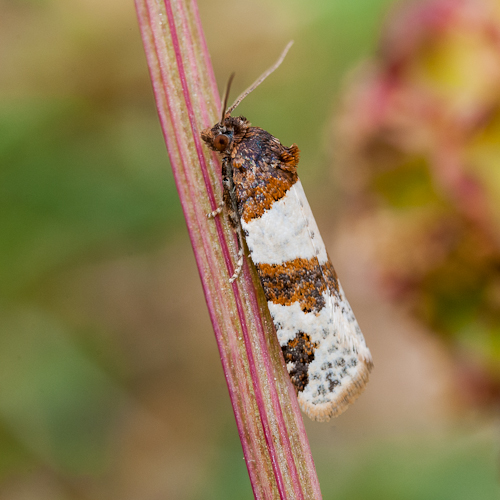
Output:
1 0 500 498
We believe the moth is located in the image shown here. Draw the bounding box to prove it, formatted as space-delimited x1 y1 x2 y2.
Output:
201 43 372 422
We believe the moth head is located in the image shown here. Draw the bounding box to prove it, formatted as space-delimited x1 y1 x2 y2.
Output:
201 116 249 155
201 123 231 154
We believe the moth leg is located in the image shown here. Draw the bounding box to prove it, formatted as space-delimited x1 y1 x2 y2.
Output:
205 159 245 283
222 157 245 283
228 231 244 283
222 181 240 229
206 203 223 218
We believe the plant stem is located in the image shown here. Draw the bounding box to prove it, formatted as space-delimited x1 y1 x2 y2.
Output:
135 1 322 497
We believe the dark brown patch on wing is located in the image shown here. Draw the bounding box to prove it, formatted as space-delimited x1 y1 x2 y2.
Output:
257 257 329 313
282 332 318 392
230 126 299 223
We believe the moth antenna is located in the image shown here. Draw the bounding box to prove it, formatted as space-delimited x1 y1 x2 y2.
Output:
220 72 235 123
226 41 293 115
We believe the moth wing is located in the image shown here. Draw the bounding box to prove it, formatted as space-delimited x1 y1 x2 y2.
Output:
242 179 372 421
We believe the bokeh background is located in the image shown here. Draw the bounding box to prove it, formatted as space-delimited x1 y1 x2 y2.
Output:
2 0 500 498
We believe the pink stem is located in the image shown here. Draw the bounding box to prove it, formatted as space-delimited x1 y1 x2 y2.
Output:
135 0 323 497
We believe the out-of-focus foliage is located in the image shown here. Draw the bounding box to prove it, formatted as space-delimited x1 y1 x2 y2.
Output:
1 0 500 498
337 0 500 405
0 0 183 491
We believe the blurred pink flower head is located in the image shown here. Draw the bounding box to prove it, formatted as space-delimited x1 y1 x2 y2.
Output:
336 0 500 406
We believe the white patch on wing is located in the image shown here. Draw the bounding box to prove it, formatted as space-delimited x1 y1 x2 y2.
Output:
268 286 372 421
241 181 329 265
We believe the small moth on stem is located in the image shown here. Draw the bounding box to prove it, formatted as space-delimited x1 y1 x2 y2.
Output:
202 43 373 421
